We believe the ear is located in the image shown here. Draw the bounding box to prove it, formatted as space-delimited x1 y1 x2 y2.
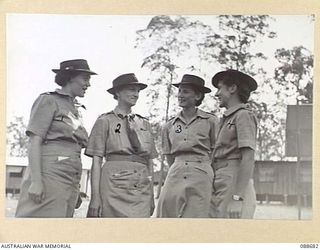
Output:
114 91 120 100
228 84 238 94
195 92 203 101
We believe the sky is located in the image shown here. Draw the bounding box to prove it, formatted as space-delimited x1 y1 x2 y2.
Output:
6 14 314 135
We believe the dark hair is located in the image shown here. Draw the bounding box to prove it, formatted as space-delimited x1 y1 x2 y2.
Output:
189 85 205 106
54 71 82 87
219 75 251 103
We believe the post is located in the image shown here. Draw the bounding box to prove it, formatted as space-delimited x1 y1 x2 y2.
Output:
295 99 301 220
286 103 312 219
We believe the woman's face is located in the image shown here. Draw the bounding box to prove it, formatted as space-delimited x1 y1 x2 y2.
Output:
178 85 201 108
215 80 233 108
116 85 141 107
68 73 91 98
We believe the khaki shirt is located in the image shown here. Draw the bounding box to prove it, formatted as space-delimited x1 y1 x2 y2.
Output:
26 89 88 148
162 109 219 157
214 103 257 160
85 107 158 159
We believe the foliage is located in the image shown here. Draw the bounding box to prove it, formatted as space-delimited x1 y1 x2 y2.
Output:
135 15 314 162
199 15 276 73
274 46 313 104
135 15 213 124
7 116 28 157
198 15 281 160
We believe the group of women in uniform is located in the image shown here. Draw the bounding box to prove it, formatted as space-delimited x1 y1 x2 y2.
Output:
15 59 258 219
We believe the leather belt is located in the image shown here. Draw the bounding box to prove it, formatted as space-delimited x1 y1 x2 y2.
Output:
106 154 148 165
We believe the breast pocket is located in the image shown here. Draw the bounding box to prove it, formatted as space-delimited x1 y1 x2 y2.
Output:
219 119 237 144
192 120 211 147
196 121 210 138
137 127 152 153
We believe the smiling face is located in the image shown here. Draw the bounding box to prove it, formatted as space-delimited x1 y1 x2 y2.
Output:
177 85 202 109
116 85 141 107
215 80 234 108
68 73 91 98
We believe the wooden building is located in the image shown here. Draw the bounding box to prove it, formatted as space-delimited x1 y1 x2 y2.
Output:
6 157 312 206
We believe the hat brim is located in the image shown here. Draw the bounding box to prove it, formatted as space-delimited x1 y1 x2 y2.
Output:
52 69 97 75
212 70 257 91
107 83 147 95
172 82 211 93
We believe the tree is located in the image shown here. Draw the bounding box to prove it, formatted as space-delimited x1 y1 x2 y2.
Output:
135 15 213 123
7 116 28 157
274 46 313 104
198 15 280 160
199 15 276 74
135 15 214 196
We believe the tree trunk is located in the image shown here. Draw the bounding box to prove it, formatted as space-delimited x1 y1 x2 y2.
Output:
156 72 173 199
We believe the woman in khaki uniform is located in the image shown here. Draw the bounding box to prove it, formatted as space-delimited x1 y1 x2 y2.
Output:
157 74 219 218
15 59 97 218
210 69 258 219
85 73 157 218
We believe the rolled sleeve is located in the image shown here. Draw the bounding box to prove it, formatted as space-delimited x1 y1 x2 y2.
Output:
85 116 108 157
236 110 257 150
26 95 56 139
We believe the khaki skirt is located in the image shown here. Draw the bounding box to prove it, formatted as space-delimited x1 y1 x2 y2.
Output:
157 156 214 218
99 160 153 217
210 159 256 218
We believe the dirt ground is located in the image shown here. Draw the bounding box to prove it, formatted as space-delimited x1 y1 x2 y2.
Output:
6 196 312 220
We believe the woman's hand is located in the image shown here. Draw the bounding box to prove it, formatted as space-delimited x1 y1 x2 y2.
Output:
227 200 243 218
87 195 102 217
27 134 44 204
28 180 45 204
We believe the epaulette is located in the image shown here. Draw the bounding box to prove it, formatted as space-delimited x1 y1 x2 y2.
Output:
98 111 114 118
40 91 55 96
203 111 218 117
244 104 253 111
166 116 177 125
135 114 149 120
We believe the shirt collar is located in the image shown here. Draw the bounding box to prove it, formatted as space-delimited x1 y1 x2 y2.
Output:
224 103 249 117
173 108 211 124
55 89 86 109
114 106 134 119
55 88 74 98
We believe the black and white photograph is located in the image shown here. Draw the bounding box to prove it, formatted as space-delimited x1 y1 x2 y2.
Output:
1 0 319 243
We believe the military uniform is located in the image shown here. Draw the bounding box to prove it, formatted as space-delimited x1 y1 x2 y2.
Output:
211 103 257 218
15 89 88 218
157 109 218 218
85 107 157 217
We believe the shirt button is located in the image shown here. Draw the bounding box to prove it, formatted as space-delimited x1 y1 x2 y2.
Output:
184 138 187 141
185 126 188 129
184 176 187 179
185 162 188 165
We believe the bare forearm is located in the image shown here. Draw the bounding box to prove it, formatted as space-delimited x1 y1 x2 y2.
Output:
28 135 43 182
234 148 255 198
90 156 102 197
